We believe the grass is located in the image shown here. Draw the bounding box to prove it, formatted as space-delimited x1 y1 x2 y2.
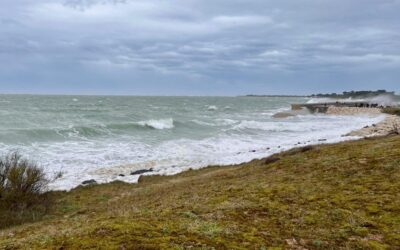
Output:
1 136 400 249
382 107 400 116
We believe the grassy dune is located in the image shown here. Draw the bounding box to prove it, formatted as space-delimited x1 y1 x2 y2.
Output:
1 136 400 249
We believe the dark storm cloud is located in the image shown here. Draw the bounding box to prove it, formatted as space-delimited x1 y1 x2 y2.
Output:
0 0 399 95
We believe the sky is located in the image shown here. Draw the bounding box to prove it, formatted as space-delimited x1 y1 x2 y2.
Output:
0 0 399 95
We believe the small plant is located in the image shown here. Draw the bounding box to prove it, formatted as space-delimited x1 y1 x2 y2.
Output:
0 152 50 228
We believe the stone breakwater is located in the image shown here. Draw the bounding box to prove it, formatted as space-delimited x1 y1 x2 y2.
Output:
326 106 382 115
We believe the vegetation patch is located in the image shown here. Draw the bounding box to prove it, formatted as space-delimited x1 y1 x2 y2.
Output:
0 152 51 229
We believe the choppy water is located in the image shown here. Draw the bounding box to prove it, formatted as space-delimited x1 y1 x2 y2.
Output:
0 95 384 190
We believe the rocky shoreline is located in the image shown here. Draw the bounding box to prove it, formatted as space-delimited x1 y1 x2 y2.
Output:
274 106 400 138
347 114 400 137
324 106 400 137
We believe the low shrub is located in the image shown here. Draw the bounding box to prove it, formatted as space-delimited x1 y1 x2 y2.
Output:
0 152 51 228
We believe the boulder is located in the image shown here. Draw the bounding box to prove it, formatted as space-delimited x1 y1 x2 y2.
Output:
82 179 97 185
130 168 154 175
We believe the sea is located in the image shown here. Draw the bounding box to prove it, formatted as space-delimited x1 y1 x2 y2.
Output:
0 95 385 190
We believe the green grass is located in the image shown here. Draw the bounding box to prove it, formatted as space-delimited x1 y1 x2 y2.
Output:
1 136 400 249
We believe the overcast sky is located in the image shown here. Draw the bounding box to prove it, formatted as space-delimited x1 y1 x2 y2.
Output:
0 0 399 95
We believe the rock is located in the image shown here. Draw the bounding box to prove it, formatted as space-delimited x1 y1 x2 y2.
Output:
300 145 313 152
318 139 327 142
250 150 256 153
130 168 154 175
118 174 125 177
272 112 295 118
82 179 97 185
266 147 270 150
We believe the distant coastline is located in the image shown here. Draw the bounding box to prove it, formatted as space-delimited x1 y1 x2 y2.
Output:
244 89 399 99
242 94 307 97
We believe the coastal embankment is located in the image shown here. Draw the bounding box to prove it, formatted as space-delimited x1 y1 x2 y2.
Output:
282 103 400 138
325 106 400 137
347 115 400 137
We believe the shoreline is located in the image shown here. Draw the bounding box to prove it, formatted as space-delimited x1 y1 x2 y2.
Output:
347 114 400 137
69 108 394 190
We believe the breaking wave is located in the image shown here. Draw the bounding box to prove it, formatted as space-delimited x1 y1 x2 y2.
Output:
136 118 175 130
207 105 218 111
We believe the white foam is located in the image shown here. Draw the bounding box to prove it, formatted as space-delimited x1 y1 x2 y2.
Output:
136 118 174 130
19 114 383 191
306 97 369 104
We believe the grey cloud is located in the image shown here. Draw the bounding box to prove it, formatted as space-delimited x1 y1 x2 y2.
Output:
0 0 399 95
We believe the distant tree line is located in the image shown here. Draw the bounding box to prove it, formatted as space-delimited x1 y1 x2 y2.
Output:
311 90 395 98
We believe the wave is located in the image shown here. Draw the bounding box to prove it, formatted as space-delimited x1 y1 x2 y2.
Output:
232 119 330 133
207 105 218 111
0 125 108 142
190 118 238 127
232 120 288 132
135 118 174 130
1 118 176 141
190 119 215 126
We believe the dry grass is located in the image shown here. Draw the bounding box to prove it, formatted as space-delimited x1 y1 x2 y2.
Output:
1 136 400 249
